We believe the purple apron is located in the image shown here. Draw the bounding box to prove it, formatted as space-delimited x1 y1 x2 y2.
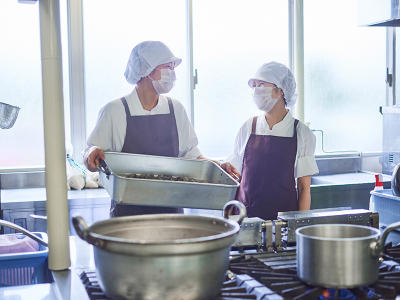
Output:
110 96 182 217
236 117 299 220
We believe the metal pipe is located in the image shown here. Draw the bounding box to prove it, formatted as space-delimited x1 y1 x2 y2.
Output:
39 0 71 270
67 0 86 164
294 0 304 122
187 0 195 126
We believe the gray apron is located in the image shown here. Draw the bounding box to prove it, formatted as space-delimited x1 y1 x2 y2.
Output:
110 96 182 217
235 117 299 220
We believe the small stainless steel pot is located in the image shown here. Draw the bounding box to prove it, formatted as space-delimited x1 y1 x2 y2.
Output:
73 200 246 300
296 221 400 288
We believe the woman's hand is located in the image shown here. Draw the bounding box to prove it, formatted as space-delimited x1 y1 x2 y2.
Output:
197 155 240 181
220 162 241 181
84 146 105 172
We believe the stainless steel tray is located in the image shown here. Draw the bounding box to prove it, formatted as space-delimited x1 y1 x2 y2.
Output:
98 152 240 210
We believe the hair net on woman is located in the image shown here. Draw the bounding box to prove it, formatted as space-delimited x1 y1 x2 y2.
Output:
248 61 297 108
124 41 182 85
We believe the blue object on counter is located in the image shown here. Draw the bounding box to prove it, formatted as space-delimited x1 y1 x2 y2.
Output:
370 189 400 227
0 232 52 287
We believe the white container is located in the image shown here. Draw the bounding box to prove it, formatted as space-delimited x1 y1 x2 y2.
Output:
369 174 383 212
370 189 400 226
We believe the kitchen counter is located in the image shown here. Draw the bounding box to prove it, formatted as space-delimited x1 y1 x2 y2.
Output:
0 187 109 203
3 228 400 300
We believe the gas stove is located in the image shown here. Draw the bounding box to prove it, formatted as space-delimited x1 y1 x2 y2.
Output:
79 242 400 300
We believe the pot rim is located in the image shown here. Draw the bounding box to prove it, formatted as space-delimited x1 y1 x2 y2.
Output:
87 213 240 245
296 224 381 241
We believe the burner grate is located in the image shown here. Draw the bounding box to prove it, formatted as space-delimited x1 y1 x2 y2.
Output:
228 250 400 300
78 243 400 300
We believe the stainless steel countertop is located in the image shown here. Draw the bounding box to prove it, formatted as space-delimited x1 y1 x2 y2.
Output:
1 187 109 203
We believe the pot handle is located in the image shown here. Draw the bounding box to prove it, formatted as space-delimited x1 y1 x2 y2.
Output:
72 216 90 242
371 220 400 257
72 216 105 248
223 200 247 225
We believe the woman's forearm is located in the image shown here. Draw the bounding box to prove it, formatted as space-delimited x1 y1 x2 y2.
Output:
297 175 311 210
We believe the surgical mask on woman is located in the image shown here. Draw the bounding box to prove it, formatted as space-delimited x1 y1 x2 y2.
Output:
252 87 281 112
149 68 176 94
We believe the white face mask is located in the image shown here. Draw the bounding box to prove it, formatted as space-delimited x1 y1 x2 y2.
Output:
252 87 281 112
149 68 176 94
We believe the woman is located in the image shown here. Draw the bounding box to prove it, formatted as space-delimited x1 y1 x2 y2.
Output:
225 61 318 220
84 41 238 217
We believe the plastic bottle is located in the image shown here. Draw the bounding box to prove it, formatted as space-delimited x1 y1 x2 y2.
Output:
369 174 383 212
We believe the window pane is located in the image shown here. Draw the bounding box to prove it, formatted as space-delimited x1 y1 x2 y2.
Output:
304 0 385 154
83 0 189 138
0 1 70 169
193 0 288 158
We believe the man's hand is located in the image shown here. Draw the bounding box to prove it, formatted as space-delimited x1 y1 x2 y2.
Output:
84 146 105 172
220 162 241 181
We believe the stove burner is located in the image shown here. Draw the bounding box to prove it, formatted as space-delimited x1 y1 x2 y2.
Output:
78 243 400 300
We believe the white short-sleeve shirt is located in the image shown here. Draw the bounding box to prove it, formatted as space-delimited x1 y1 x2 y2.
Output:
86 89 202 159
225 111 319 178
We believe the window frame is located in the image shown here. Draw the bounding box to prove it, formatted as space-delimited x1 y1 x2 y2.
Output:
1 0 391 175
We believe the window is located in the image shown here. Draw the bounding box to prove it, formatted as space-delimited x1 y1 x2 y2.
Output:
192 0 288 159
0 1 70 169
0 0 390 171
304 0 386 154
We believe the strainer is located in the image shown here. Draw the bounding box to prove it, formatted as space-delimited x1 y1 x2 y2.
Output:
0 102 21 129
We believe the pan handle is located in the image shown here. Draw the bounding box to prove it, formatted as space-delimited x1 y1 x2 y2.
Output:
97 158 111 176
223 200 246 225
371 221 400 257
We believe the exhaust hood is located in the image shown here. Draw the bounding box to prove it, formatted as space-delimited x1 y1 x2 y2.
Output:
358 0 400 27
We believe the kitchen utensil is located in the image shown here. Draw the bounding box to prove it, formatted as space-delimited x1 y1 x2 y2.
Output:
0 220 48 247
72 200 246 300
296 221 400 288
0 102 20 129
392 163 400 197
98 151 240 209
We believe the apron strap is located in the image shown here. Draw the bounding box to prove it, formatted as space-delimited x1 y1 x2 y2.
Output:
120 97 130 117
251 117 257 134
293 119 299 137
166 97 175 115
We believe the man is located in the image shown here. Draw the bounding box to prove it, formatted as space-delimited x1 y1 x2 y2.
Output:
84 41 238 217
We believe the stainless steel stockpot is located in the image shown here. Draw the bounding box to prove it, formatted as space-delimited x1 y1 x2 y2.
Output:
296 221 400 289
72 200 246 300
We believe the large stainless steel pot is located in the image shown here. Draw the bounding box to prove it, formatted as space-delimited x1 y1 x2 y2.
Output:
296 221 400 288
72 200 246 300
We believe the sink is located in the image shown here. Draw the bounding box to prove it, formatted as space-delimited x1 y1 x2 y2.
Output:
309 172 392 210
310 177 332 185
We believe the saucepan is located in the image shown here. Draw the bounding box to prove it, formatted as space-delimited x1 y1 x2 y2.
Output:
296 221 400 288
72 200 246 300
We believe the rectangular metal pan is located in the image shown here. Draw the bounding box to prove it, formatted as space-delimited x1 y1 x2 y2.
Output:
98 152 240 210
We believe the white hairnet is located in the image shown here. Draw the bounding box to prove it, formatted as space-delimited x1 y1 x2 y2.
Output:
248 61 297 108
124 41 182 85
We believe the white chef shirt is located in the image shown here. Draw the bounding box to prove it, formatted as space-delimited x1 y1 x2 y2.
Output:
86 89 202 159
225 111 319 178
